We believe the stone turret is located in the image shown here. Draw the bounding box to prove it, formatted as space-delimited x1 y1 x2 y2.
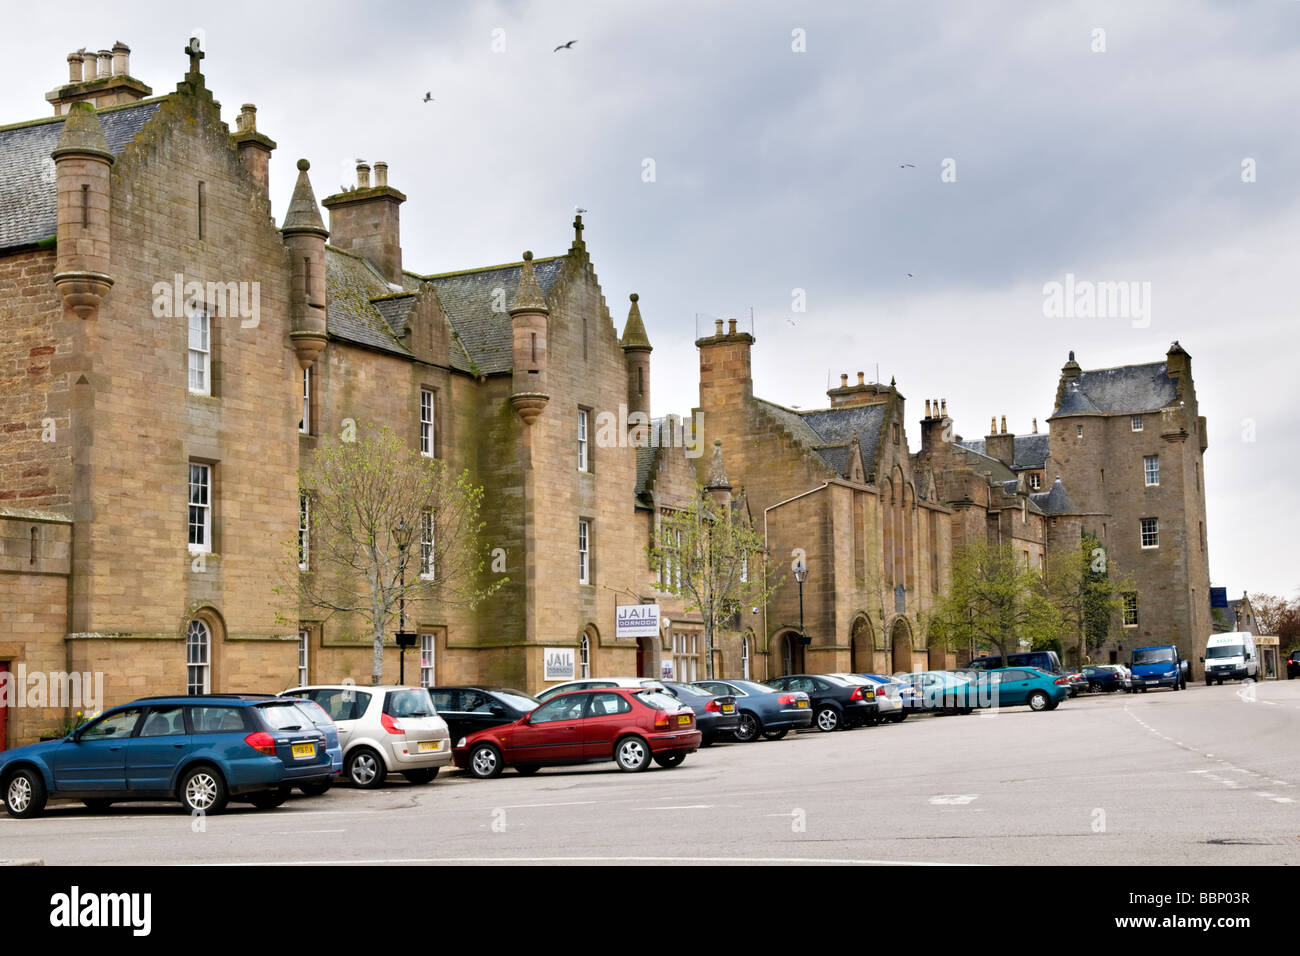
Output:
280 159 329 369
510 251 550 426
52 102 114 318
705 440 732 511
621 292 652 425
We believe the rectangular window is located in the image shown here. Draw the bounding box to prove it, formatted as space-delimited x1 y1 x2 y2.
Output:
1123 593 1138 627
420 389 435 457
1076 424 1083 438
1144 455 1159 486
1140 517 1159 549
421 509 435 580
1029 473 1041 490
298 494 309 569
577 408 589 472
188 463 211 552
578 520 592 583
1131 415 1143 432
740 553 748 583
300 366 311 434
420 633 435 687
188 305 210 395
297 630 309 686
673 633 699 683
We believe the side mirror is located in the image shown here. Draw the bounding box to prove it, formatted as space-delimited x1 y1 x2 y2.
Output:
519 711 532 725
489 705 506 717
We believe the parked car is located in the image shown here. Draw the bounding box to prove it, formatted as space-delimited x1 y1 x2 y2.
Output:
1288 649 1300 680
1059 669 1088 697
428 687 539 745
964 650 1063 674
829 673 901 722
284 697 343 794
897 670 978 714
0 694 332 818
453 687 700 777
534 676 667 703
961 668 1070 711
660 682 740 745
1081 665 1127 693
763 674 878 731
282 685 451 788
863 673 924 715
690 679 813 741
1128 646 1185 692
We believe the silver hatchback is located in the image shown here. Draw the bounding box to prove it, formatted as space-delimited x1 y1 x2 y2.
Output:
281 685 451 788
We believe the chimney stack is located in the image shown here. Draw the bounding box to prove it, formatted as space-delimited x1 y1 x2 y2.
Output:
231 104 277 195
322 160 407 284
986 416 1016 467
47 41 151 114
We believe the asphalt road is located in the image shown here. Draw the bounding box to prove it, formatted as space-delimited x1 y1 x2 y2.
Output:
2 679 1297 866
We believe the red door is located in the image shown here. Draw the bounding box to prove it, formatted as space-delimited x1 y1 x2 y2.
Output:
503 693 587 763
0 662 9 752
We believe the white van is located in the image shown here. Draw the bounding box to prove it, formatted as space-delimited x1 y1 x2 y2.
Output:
1202 632 1259 685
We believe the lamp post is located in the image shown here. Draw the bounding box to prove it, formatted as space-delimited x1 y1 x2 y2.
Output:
392 519 417 684
792 551 808 672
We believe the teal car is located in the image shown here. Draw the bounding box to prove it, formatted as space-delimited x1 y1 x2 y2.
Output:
967 667 1069 711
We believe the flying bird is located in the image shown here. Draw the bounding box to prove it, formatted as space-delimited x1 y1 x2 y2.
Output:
899 163 916 168
575 206 588 214
423 92 434 102
554 40 578 52
906 273 914 278
786 317 797 326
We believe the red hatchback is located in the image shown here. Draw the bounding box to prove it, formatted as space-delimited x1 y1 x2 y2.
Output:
453 688 701 778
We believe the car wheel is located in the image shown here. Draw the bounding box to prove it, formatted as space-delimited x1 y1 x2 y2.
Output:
346 747 387 789
889 712 907 723
959 707 974 715
814 706 841 732
761 728 789 741
515 764 541 775
402 768 439 785
248 787 291 809
1045 699 1060 711
733 711 761 742
1205 677 1212 686
3 768 47 819
1216 679 1224 686
299 782 331 797
653 752 686 769
1028 691 1050 712
614 735 652 772
82 798 113 811
468 743 504 779
179 765 228 814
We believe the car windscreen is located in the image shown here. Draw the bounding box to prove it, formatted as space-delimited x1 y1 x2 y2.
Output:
493 691 540 712
730 681 778 694
257 702 311 731
384 688 435 717
663 682 706 700
1206 645 1243 659
636 691 686 711
1132 648 1176 665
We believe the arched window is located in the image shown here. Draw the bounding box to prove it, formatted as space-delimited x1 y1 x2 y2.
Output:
740 634 751 680
579 632 591 679
187 619 211 695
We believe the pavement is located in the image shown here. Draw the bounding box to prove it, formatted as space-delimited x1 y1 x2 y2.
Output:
1 679 1297 865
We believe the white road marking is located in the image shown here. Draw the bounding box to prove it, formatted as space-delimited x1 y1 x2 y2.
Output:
929 794 979 805
197 855 980 866
635 805 714 811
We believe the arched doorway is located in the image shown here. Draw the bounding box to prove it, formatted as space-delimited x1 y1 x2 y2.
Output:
850 615 873 674
890 619 913 675
636 635 657 678
778 630 805 675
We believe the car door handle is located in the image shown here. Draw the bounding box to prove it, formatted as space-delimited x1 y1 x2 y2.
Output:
109 746 123 752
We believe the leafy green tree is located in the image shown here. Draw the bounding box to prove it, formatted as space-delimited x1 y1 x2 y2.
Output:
280 423 503 684
1046 533 1133 667
646 485 779 679
927 540 1062 666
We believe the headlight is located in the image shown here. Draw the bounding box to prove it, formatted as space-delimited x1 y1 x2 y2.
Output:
456 737 466 749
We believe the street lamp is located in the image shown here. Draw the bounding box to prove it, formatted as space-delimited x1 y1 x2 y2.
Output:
792 551 808 671
392 519 417 684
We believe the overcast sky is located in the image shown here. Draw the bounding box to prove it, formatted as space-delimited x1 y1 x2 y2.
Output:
4 0 1297 599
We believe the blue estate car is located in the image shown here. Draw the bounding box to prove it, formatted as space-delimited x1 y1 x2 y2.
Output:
0 694 332 819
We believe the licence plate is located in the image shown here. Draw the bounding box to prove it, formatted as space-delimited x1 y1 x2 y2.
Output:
418 740 442 752
797 700 809 707
292 743 315 759
1145 680 1157 685
722 704 735 713
677 715 691 725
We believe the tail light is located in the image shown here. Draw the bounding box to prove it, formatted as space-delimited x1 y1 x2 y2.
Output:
1054 677 1070 686
777 694 797 706
380 713 404 736
849 686 866 701
244 731 276 756
654 713 671 728
705 699 721 712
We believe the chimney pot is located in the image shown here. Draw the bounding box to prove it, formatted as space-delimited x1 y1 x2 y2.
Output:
67 52 84 83
373 161 388 187
714 318 724 335
112 41 129 76
356 162 370 188
990 416 996 435
1032 418 1038 434
925 399 932 418
237 103 257 132
840 373 848 387
857 371 865 385
728 317 737 334
97 49 112 79
1000 415 1007 434
940 399 947 417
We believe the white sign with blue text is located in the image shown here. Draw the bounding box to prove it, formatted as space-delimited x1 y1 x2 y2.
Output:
616 604 660 639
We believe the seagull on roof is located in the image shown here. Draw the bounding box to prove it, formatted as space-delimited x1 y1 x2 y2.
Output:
554 40 578 52
575 206 588 214
423 92 434 102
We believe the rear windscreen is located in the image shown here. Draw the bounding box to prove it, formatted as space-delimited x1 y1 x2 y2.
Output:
385 688 435 718
258 703 312 731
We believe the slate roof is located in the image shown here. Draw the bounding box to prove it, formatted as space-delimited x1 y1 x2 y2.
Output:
1029 477 1078 515
1053 362 1176 417
950 442 1016 482
0 99 163 252
958 433 1050 471
424 257 566 374
325 247 412 356
635 418 667 506
754 399 887 481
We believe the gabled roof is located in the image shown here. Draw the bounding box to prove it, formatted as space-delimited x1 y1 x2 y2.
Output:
1053 362 1176 417
957 433 1050 471
753 398 887 482
424 257 566 374
325 246 412 356
0 99 163 252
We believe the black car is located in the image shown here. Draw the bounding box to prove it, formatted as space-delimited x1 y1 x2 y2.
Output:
1081 665 1125 692
763 674 878 732
428 687 539 745
1288 649 1300 680
660 682 740 745
691 679 814 741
